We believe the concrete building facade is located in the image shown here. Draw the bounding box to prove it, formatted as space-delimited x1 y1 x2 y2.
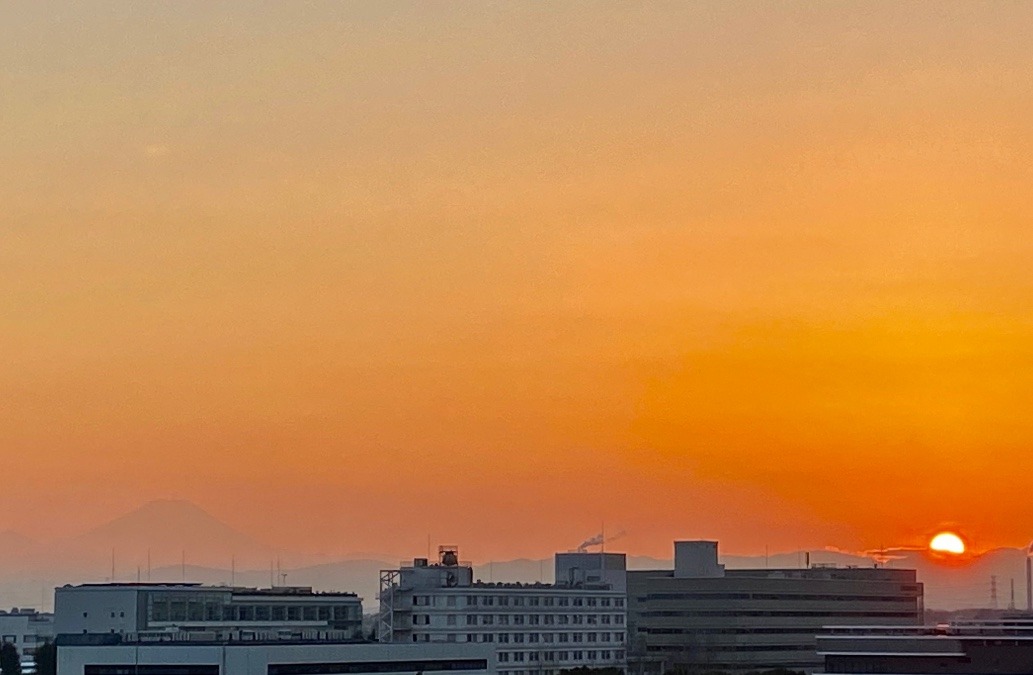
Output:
817 620 1033 675
628 541 924 673
379 547 627 675
54 584 362 641
58 640 496 675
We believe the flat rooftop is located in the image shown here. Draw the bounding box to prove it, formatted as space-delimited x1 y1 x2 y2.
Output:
60 583 358 597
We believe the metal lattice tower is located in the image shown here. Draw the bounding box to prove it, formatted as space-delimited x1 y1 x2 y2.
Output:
377 569 400 642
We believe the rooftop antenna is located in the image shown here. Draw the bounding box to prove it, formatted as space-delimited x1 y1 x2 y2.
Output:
1010 578 1017 611
270 561 275 588
231 555 236 586
991 575 999 609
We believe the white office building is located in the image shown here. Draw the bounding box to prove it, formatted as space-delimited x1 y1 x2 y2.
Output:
54 584 363 641
379 547 627 675
58 640 496 675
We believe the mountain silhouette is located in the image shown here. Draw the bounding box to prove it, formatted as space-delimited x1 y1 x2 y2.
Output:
64 499 281 570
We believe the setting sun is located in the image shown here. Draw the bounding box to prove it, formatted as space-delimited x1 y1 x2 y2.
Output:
930 532 966 555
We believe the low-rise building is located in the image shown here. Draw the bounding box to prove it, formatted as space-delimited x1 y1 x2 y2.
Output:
54 584 362 641
57 638 496 675
628 541 924 673
0 608 55 672
378 547 627 675
818 620 1033 675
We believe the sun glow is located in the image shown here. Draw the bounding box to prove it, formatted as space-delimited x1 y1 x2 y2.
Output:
930 532 966 555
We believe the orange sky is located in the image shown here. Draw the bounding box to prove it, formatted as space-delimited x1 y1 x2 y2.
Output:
2 2 1033 564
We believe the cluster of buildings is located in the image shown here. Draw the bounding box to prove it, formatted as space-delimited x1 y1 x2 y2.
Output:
8 539 1033 675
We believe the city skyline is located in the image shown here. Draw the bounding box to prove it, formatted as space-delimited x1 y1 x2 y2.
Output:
3 2 1033 562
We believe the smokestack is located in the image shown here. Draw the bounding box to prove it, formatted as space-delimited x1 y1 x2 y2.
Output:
1026 556 1031 612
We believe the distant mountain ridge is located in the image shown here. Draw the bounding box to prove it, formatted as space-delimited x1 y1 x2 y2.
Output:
65 499 281 569
0 499 1025 613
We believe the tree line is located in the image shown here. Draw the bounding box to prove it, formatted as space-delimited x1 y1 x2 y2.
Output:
0 640 56 675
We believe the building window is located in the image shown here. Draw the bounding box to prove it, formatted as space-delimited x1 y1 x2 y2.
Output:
447 596 456 607
447 615 457 626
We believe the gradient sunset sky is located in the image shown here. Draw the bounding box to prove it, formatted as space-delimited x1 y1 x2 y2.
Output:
2 1 1032 563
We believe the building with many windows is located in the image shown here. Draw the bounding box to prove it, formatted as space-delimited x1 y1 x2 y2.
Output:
627 541 923 673
378 547 627 675
57 638 496 675
54 584 363 641
818 620 1033 675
